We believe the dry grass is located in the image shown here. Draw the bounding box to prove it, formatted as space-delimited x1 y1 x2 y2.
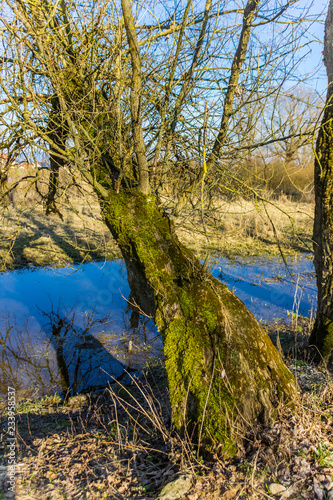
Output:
0 168 120 270
229 161 315 201
264 162 314 200
175 196 314 259
1 339 332 500
0 168 315 271
0 203 120 271
0 318 332 500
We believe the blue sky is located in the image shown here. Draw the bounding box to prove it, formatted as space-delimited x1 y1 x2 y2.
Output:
296 0 327 95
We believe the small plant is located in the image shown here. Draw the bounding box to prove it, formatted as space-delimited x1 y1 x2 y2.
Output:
41 393 62 405
313 442 333 467
108 422 118 437
240 460 254 477
265 483 273 495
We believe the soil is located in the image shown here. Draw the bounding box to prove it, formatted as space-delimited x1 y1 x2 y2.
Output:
0 323 332 500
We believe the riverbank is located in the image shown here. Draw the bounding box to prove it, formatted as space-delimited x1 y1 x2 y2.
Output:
175 196 314 260
0 321 332 500
0 297 332 499
0 195 314 272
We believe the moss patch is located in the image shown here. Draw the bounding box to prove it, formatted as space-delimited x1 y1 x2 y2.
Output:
323 319 333 362
103 192 297 456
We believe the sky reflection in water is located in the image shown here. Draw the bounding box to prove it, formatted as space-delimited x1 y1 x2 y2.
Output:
0 256 316 397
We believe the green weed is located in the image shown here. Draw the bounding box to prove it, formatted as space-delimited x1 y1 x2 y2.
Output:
313 442 333 467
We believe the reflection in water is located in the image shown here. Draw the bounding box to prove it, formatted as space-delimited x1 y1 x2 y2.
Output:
0 310 161 398
45 310 138 397
0 319 59 396
211 256 316 322
0 261 163 397
0 256 316 397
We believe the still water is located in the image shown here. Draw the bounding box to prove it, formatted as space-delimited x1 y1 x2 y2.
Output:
212 255 316 321
0 256 316 398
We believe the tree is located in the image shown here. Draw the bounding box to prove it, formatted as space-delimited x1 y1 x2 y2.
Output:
0 0 316 454
309 0 333 367
203 88 320 201
268 91 318 166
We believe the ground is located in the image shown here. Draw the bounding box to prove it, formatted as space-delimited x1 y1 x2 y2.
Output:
0 321 332 500
0 190 314 271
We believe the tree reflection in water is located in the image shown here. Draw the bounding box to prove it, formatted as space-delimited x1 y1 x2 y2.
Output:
44 310 138 397
0 310 141 399
0 317 59 397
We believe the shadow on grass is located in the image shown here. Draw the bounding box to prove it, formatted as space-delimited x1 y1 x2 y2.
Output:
254 233 313 255
0 210 119 270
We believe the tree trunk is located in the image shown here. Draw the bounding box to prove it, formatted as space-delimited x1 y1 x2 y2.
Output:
309 0 333 366
101 192 296 455
46 97 67 219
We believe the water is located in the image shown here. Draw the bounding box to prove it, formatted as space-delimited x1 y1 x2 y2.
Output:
211 256 316 322
0 261 162 398
0 256 316 398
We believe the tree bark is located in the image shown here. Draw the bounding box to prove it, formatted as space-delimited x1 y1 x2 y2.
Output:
121 0 150 195
101 191 296 455
46 97 67 218
309 0 333 366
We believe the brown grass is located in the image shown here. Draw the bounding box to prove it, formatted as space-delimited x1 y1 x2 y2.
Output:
1 337 332 500
175 196 314 259
0 167 314 271
0 167 120 270
229 160 315 201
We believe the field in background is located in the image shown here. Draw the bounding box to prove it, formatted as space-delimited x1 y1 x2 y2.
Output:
175 195 314 259
0 167 120 270
223 160 314 201
0 167 314 271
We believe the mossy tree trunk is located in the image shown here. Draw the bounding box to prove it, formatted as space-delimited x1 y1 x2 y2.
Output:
101 191 297 455
45 97 67 219
309 0 333 366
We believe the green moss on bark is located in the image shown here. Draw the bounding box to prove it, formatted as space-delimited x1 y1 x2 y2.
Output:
102 191 297 456
321 319 333 361
311 95 333 365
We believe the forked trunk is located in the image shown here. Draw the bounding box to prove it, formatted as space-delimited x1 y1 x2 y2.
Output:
101 192 296 455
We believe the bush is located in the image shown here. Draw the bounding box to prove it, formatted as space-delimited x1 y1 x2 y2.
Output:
215 158 314 201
